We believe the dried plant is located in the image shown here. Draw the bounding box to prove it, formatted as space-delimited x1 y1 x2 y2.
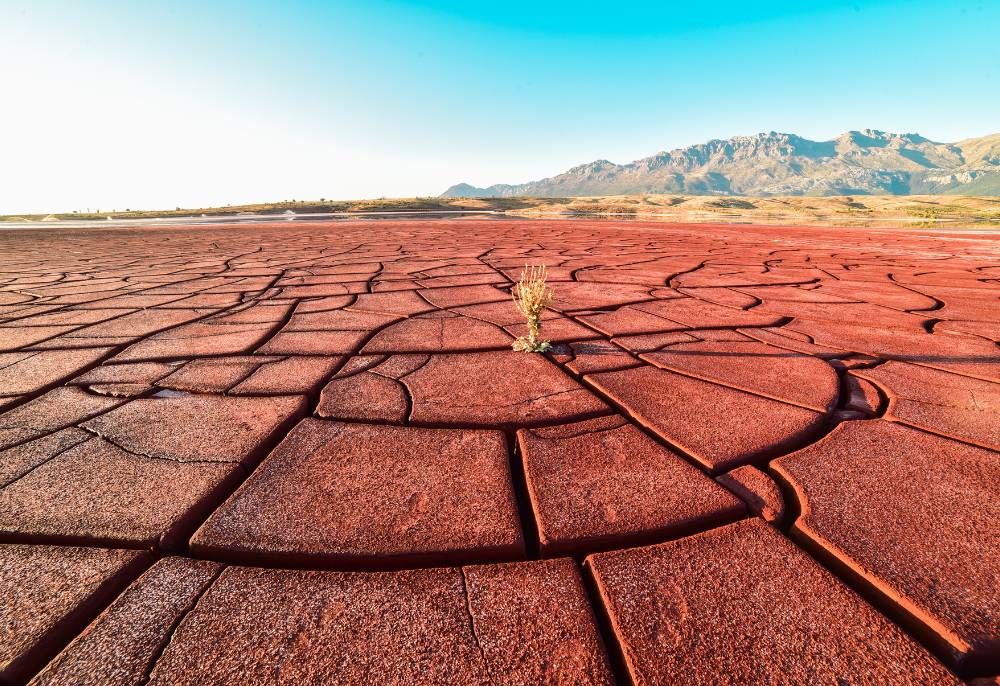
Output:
512 264 554 352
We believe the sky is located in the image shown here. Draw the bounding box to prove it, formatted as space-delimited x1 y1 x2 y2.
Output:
1 0 998 213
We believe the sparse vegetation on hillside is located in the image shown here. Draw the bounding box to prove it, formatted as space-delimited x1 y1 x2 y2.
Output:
901 204 971 219
706 199 756 209
502 194 1000 226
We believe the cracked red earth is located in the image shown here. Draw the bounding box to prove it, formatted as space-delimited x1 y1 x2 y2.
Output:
0 218 997 684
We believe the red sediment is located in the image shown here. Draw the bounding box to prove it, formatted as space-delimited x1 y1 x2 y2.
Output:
1 219 997 683
0 436 242 549
0 386 124 450
773 420 1000 671
518 415 745 553
145 559 612 684
80 394 306 465
588 365 824 472
641 339 839 411
586 519 959 684
191 419 524 568
855 360 1000 450
404 351 609 428
844 372 883 414
715 465 786 523
228 355 343 395
363 313 513 353
28 557 221 686
0 348 114 398
0 544 150 684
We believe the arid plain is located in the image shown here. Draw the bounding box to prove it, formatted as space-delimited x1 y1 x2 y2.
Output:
0 218 997 685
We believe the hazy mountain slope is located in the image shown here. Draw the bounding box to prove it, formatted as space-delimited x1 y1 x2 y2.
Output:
955 133 1000 166
443 130 1000 197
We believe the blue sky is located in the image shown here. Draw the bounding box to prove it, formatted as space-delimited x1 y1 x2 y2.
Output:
1 0 997 212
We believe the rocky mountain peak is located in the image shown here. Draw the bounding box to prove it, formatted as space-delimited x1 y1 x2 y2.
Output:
441 130 1000 198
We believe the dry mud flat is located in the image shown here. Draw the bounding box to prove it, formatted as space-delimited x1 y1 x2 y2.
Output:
0 218 997 685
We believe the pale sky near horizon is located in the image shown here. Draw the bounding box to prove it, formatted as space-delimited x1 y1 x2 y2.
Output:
1 0 998 213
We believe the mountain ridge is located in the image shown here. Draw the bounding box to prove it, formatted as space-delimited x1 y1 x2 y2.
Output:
442 130 1000 197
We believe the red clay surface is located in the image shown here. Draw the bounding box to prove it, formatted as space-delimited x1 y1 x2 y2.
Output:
587 519 961 685
773 419 1000 672
1 544 150 684
714 464 786 523
28 557 222 686
190 419 523 568
856 360 1000 450
0 218 996 683
518 415 745 553
147 558 612 685
589 364 826 472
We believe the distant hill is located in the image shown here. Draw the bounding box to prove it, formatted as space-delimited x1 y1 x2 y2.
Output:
442 130 1000 197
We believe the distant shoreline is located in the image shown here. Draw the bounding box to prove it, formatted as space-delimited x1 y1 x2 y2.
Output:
3 194 999 229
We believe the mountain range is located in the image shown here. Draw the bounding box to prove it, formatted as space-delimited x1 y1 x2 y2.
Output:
441 130 1000 197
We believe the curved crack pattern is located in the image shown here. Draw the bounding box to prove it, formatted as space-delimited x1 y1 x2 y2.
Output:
0 219 997 683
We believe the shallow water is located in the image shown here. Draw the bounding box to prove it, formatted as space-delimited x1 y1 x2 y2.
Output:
0 210 502 230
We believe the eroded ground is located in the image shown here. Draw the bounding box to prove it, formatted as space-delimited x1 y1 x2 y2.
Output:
0 219 997 685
